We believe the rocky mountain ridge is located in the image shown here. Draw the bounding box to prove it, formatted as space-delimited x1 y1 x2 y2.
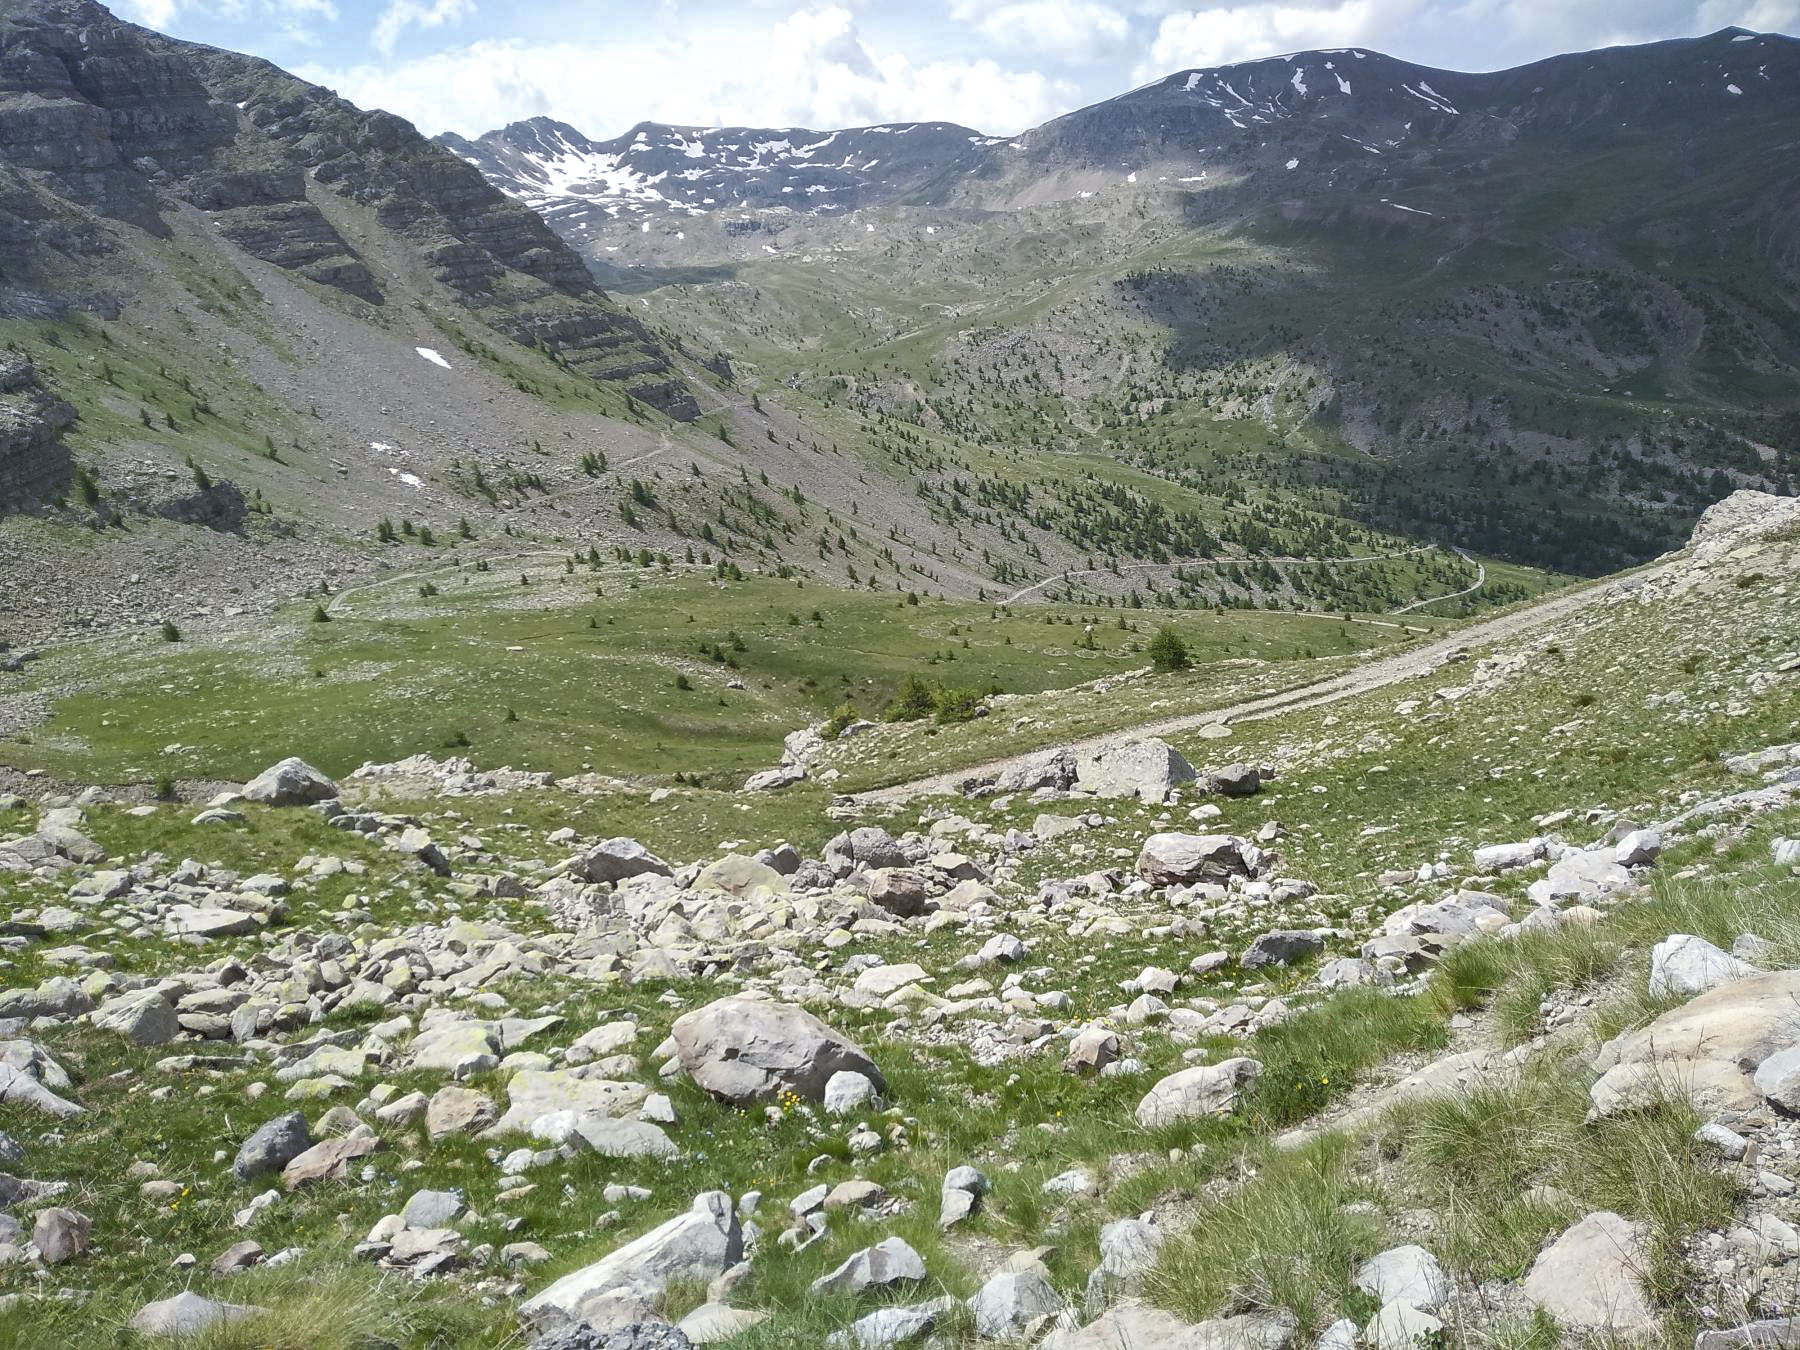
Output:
448 28 1800 222
0 0 697 417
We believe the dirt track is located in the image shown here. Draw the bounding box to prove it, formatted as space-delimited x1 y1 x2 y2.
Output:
854 564 1665 805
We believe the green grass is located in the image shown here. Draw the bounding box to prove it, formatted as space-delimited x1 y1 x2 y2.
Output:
0 561 1441 789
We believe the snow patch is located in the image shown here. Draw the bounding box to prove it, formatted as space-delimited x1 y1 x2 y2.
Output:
1336 74 1352 95
1286 158 1300 170
1291 68 1308 96
415 347 451 370
1727 82 1744 94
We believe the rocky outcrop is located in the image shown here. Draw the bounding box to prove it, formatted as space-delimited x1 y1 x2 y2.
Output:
0 0 698 416
0 353 74 509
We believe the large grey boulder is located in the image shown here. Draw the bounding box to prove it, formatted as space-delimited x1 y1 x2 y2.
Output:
94 989 180 1046
842 1297 957 1348
1135 1057 1262 1128
1211 763 1261 796
968 1267 1063 1336
810 1236 926 1296
33 1206 89 1263
1076 738 1197 803
0 1065 80 1117
1528 850 1633 907
233 1112 311 1183
1242 930 1324 970
1521 1211 1656 1337
520 1192 741 1328
574 839 673 884
242 757 337 806
129 1291 265 1337
528 1321 694 1349
825 827 911 876
1648 934 1761 999
670 996 883 1104
1137 833 1261 886
995 747 1078 793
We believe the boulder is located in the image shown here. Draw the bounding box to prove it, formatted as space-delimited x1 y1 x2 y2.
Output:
0 1063 83 1118
691 854 788 898
1521 1211 1656 1337
128 1291 264 1337
995 747 1078 794
93 986 179 1051
428 1085 499 1138
825 827 911 875
1076 738 1198 803
670 996 883 1104
233 1112 311 1183
1589 969 1800 1118
1136 833 1261 886
842 1298 957 1348
810 1236 926 1296
520 1192 741 1328
1242 930 1324 970
281 1133 382 1189
824 1071 882 1115
32 1206 89 1263
1211 763 1261 796
574 839 673 884
488 1071 650 1136
242 758 337 806
1364 1301 1443 1350
1135 1057 1262 1128
1647 934 1760 1000
969 1267 1063 1337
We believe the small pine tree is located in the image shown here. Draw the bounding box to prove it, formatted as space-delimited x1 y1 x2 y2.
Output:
311 604 330 623
1148 626 1190 673
160 619 181 643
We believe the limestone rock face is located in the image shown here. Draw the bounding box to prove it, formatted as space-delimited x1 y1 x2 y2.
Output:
670 996 884 1104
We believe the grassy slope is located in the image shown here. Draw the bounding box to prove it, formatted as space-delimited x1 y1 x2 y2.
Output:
0 524 1794 1347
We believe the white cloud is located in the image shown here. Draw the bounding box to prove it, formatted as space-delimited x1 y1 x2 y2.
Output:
303 5 1072 137
114 0 339 35
949 0 1133 58
1138 1 1406 78
371 0 475 57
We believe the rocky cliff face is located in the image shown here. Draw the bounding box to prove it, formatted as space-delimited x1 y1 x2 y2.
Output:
0 0 698 418
0 352 75 509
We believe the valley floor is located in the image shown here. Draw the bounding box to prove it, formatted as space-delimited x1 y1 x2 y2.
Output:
0 492 1794 1350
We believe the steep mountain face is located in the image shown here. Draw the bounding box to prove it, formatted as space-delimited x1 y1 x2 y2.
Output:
0 352 74 505
0 0 697 417
457 29 1800 574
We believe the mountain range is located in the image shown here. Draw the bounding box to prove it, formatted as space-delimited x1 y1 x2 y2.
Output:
1 0 1797 645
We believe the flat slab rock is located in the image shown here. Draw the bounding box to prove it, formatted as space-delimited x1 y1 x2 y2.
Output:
1039 1305 1298 1350
1590 968 1800 1118
1521 1211 1657 1337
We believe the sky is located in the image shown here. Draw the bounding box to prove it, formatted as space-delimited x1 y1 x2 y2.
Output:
114 0 1800 139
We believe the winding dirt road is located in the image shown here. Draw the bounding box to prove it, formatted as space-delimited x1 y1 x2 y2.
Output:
854 563 1662 804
